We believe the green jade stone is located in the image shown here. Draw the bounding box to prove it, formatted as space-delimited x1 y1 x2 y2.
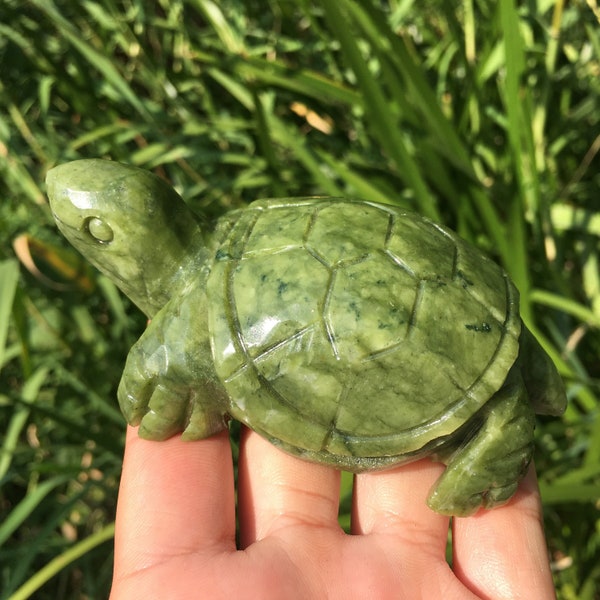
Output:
46 159 566 516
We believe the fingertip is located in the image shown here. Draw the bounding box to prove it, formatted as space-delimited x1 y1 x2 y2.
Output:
452 464 555 599
114 427 236 577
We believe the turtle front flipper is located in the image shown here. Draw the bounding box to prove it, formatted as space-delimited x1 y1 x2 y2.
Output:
426 367 535 516
118 288 229 441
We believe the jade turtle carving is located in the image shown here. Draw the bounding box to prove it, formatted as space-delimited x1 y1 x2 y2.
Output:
46 159 566 516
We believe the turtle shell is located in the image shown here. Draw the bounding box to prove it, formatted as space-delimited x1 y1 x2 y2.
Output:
207 198 521 470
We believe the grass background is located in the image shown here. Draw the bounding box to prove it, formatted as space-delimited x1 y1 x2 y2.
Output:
0 0 599 598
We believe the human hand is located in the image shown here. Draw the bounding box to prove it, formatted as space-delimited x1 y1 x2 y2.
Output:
110 426 556 599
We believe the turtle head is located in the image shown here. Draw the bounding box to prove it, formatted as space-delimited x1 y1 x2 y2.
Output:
46 159 205 317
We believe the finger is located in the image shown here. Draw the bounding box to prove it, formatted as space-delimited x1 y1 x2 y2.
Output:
237 428 341 547
452 464 556 600
352 459 448 542
351 459 482 600
113 427 235 579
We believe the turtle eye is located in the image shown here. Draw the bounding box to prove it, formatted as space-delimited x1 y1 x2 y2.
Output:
85 217 114 244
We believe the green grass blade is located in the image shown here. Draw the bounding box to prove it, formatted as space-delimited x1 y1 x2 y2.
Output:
268 115 344 197
315 149 398 205
498 0 535 313
0 366 50 481
319 0 439 219
0 259 19 372
29 0 152 120
539 481 600 505
551 204 600 236
188 0 245 54
350 0 475 176
0 474 71 547
234 56 362 106
529 290 600 329
0 138 46 205
7 523 115 600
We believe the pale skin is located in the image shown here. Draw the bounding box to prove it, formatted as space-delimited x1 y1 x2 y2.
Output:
110 426 556 600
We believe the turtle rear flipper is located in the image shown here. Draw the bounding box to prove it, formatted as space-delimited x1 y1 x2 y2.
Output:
426 369 535 516
519 326 567 416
